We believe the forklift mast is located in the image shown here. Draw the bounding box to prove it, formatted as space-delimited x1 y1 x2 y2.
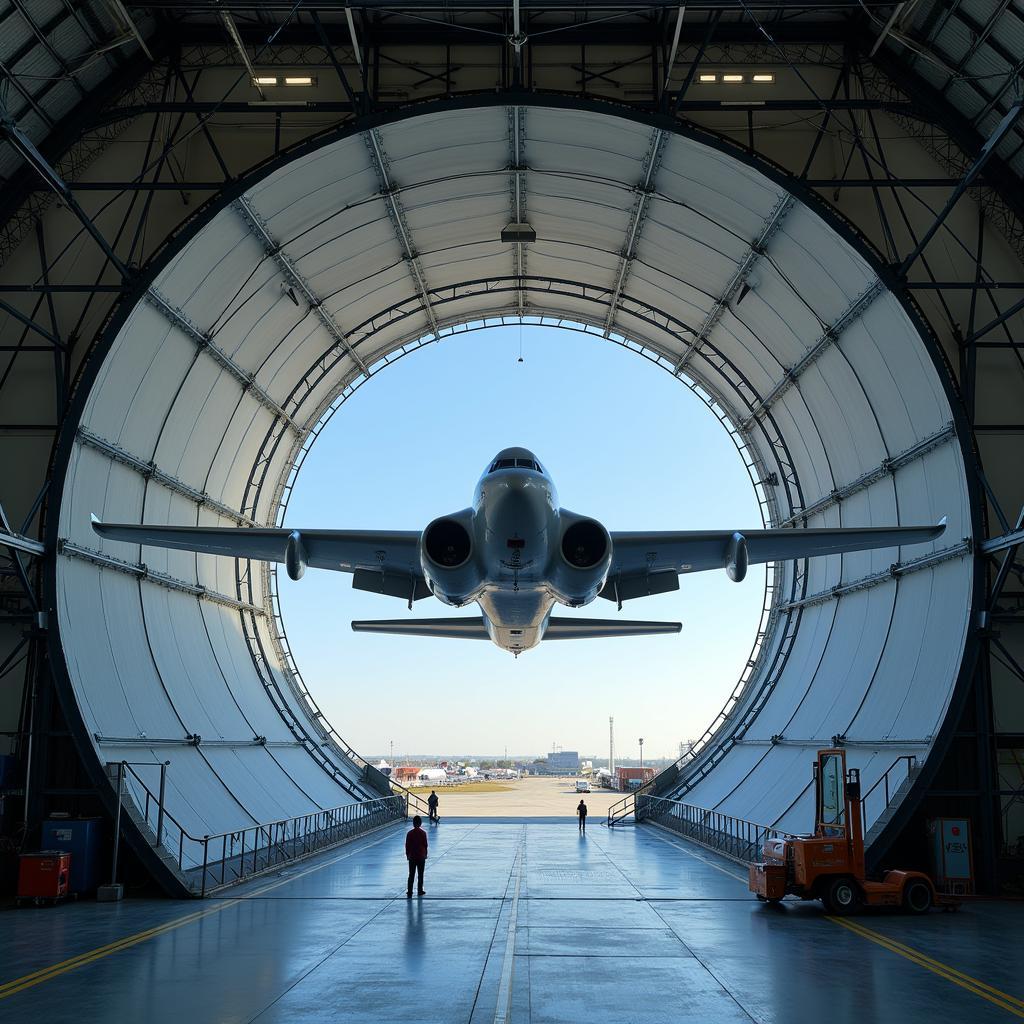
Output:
813 748 865 878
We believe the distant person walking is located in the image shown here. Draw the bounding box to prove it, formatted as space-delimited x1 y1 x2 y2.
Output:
428 790 439 823
577 799 588 834
405 815 428 898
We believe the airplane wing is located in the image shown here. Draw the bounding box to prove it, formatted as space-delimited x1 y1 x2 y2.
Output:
90 515 427 599
601 519 947 604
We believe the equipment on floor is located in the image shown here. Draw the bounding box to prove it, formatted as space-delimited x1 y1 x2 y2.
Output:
41 817 103 895
17 851 71 906
748 749 950 914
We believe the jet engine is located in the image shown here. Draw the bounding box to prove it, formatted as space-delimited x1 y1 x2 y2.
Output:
420 510 484 606
548 511 613 608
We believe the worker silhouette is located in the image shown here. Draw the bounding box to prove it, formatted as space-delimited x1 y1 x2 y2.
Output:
405 815 428 898
428 789 439 823
577 798 588 834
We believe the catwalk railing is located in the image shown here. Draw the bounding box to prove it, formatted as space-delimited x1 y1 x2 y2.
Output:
114 761 407 896
635 794 791 864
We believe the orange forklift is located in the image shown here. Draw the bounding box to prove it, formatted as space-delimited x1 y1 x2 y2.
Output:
749 749 946 914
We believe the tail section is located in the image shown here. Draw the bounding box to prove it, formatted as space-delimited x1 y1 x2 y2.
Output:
542 617 681 640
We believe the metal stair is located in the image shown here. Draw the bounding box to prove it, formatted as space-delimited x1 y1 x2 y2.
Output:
863 756 921 847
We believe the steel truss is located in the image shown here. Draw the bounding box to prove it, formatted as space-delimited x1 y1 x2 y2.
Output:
0 7 1022 891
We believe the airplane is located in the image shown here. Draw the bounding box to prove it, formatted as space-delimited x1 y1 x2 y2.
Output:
90 446 946 656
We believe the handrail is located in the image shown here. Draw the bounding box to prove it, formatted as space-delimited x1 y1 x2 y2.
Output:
117 761 406 896
860 754 918 827
607 772 663 826
637 794 793 865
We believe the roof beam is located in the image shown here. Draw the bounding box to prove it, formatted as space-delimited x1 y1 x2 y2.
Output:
604 127 667 335
144 287 303 434
779 540 972 611
897 99 1024 278
780 422 956 526
740 278 884 431
510 105 528 316
0 96 130 278
675 193 794 372
59 540 265 615
363 128 439 339
232 195 370 375
0 526 45 558
76 427 258 525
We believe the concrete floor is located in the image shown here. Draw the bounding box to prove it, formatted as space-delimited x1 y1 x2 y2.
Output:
1 820 1021 1023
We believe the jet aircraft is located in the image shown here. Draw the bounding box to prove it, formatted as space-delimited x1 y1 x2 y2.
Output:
91 446 946 655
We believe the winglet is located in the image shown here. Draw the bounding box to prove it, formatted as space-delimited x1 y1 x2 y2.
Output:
90 513 103 532
937 515 947 531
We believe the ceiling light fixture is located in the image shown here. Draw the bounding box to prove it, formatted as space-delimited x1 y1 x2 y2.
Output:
284 76 314 86
699 73 717 83
752 73 775 83
254 76 278 86
723 74 744 83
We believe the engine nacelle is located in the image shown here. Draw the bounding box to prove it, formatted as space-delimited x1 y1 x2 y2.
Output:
548 510 613 608
420 510 484 606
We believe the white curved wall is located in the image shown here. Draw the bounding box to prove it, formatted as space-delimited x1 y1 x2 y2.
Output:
55 103 973 854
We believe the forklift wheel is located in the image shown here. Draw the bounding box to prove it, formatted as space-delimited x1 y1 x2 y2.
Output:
823 877 860 915
903 880 932 914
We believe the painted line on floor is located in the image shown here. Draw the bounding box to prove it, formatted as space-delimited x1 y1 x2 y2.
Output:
0 822 405 1001
642 826 1024 1019
829 916 1024 1018
492 842 524 1024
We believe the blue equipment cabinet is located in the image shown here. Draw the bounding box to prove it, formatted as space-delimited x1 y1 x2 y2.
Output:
42 818 103 895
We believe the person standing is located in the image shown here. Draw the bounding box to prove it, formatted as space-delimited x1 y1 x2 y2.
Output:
577 798 588 834
405 815 428 897
428 790 439 823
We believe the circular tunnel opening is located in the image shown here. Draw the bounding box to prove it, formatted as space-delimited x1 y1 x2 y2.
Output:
275 323 767 766
47 99 975 892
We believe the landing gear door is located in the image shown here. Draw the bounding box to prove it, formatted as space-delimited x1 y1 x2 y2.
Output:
816 749 847 837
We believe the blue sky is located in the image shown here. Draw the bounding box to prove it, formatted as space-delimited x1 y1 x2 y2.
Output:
278 324 766 762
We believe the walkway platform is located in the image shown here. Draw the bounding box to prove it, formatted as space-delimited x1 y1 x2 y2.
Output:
1 820 1020 1023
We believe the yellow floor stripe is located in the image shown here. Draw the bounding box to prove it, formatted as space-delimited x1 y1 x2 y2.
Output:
646 828 1024 1019
0 824 402 1000
829 916 1024 1015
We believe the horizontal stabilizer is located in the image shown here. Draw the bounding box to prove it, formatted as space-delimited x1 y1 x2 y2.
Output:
543 617 681 640
351 617 490 640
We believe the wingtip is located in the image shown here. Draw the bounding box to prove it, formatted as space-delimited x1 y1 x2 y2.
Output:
90 513 102 531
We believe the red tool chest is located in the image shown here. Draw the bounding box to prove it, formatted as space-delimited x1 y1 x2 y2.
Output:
17 851 71 904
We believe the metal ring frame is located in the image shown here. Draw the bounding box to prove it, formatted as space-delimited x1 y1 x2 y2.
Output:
35 93 986 892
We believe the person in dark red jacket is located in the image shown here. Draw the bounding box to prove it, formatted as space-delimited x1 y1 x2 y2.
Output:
405 815 428 897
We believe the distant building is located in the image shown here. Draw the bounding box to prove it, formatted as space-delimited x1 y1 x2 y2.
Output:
546 750 580 772
393 766 419 783
615 766 655 791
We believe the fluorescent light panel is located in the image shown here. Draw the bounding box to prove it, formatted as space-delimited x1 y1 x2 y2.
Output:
284 76 314 86
699 71 776 84
254 76 277 86
699 73 717 82
752 73 775 82
723 73 744 83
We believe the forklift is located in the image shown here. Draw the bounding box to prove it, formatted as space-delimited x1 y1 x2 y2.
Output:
749 749 946 914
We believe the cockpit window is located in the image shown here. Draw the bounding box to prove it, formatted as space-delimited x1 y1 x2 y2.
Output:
489 457 542 474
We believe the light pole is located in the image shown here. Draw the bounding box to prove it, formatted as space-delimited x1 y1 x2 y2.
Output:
639 737 644 769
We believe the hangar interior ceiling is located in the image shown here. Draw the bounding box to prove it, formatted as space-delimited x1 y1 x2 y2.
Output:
0 0 1022 893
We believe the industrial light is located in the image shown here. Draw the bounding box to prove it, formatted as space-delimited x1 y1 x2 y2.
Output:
723 74 744 83
284 76 315 86
699 73 717 83
752 73 775 83
501 222 536 243
254 76 278 86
